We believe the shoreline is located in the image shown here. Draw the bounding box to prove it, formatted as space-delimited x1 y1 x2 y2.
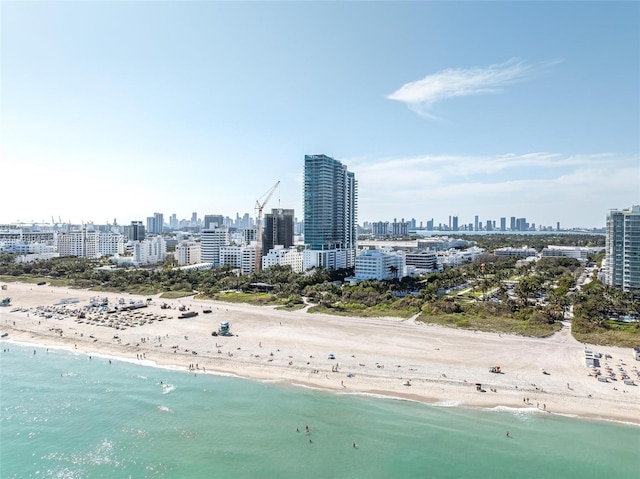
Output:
2 282 639 426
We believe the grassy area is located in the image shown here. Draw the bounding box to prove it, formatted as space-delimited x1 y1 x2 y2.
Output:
211 291 283 306
159 291 195 299
307 303 418 319
0 275 72 288
274 303 306 312
572 320 640 348
416 311 562 337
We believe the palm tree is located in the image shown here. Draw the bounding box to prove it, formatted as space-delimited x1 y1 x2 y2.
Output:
389 265 399 279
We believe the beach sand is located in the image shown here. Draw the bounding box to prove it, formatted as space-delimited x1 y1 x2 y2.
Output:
1 282 638 425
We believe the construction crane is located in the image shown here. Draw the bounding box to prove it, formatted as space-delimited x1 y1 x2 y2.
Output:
255 180 280 273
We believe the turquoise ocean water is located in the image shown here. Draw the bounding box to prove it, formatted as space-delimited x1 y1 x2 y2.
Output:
1 343 638 479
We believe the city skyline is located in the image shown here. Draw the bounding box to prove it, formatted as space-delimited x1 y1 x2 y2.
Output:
2 2 638 228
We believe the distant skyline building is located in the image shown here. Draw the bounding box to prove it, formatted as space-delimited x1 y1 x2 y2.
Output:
303 154 357 270
604 205 640 291
146 212 164 234
486 219 493 232
203 214 224 230
125 221 145 241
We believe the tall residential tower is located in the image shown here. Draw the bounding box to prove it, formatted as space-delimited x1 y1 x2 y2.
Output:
604 205 640 291
303 154 357 270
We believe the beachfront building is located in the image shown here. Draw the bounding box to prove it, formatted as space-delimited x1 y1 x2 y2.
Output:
405 251 438 273
303 154 357 270
604 205 640 291
98 233 125 257
417 237 475 252
4 241 57 255
541 245 592 263
437 246 486 268
175 240 202 266
201 227 230 267
353 247 406 281
57 227 125 259
0 238 57 255
14 252 60 263
0 229 57 250
57 229 99 258
220 244 257 275
493 246 538 258
132 235 166 266
262 245 304 273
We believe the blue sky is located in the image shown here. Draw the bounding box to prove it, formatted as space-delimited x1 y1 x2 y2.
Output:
2 1 638 228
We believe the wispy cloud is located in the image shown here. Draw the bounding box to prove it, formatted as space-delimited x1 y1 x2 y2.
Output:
387 58 560 119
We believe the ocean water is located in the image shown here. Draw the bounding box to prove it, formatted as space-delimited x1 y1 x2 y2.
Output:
1 343 638 479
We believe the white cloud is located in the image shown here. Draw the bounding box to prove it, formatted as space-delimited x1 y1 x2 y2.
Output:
387 58 561 118
349 152 639 227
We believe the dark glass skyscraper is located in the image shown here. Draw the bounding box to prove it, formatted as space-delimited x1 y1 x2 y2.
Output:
303 154 357 269
262 208 294 257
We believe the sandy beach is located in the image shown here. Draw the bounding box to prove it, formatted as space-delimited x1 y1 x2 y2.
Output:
1 281 638 425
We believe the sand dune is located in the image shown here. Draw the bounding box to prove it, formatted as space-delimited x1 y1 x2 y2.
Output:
1 281 638 425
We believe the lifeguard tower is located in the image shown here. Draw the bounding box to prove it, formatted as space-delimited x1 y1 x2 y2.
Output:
219 321 231 336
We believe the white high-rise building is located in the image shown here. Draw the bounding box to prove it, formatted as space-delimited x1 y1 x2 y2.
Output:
220 244 256 275
201 227 229 267
604 205 640 291
354 247 405 281
132 236 167 265
98 233 125 257
175 240 202 266
57 229 99 258
262 245 304 273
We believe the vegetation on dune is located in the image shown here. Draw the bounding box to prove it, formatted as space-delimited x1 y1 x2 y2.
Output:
417 300 562 337
1 234 638 347
572 281 640 348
